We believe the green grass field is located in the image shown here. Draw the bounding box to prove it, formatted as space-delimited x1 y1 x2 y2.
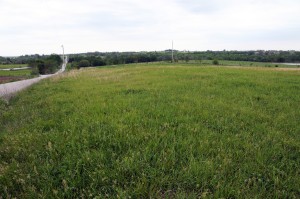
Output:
0 69 35 84
180 60 300 68
0 63 299 198
216 60 296 67
0 69 33 77
0 64 35 84
0 64 28 69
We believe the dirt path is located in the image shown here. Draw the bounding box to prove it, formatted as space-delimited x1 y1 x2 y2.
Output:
0 75 54 99
0 57 67 99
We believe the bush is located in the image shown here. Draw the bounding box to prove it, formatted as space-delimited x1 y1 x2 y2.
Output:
44 60 58 73
91 58 106 66
78 60 90 68
47 54 63 66
28 54 62 75
30 67 39 76
71 62 80 69
213 59 219 65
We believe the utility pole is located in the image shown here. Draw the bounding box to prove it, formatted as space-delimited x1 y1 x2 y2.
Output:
61 45 66 72
61 45 65 62
172 40 174 63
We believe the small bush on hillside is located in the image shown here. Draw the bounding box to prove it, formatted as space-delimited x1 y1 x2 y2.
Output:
213 59 219 65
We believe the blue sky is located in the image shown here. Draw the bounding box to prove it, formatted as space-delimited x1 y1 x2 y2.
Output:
0 0 300 56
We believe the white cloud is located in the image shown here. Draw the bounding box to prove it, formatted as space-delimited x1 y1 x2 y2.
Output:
0 0 300 56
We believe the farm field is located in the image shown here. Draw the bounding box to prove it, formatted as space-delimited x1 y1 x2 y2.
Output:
0 63 299 198
0 64 28 69
0 69 32 76
0 69 34 84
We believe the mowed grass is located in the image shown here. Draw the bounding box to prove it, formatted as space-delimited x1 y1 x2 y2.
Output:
0 63 299 198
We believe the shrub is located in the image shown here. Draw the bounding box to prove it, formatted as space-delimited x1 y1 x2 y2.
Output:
70 62 80 69
44 60 58 73
78 60 90 68
213 59 219 65
91 58 106 66
27 54 62 75
30 67 39 76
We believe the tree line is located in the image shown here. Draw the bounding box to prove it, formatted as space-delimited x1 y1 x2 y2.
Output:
67 50 300 68
1 50 300 68
28 54 63 75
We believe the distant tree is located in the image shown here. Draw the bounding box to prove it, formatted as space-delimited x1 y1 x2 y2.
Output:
184 55 190 63
213 59 219 65
78 60 90 67
277 57 285 63
36 60 46 74
27 54 62 75
44 60 58 74
91 57 106 66
71 61 80 69
47 54 63 65
197 56 202 64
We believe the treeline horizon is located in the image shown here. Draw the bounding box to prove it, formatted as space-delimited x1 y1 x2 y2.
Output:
1 50 300 66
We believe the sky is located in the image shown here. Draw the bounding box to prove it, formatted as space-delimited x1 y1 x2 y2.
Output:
0 0 300 56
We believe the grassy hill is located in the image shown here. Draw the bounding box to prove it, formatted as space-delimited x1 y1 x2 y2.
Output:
0 63 299 198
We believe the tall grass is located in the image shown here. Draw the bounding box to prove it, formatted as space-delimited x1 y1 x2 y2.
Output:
0 64 299 198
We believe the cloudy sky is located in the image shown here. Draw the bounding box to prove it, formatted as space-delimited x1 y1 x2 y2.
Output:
0 0 300 56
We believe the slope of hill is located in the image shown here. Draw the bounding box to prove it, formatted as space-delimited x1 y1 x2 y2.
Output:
0 63 299 198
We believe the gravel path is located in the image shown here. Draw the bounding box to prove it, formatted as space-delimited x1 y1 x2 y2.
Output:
0 57 67 99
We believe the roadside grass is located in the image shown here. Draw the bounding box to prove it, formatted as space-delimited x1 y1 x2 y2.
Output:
0 64 299 198
0 64 28 69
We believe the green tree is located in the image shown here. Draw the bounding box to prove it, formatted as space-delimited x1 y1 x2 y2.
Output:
78 60 90 68
92 57 106 66
27 54 62 75
197 56 202 64
213 59 219 65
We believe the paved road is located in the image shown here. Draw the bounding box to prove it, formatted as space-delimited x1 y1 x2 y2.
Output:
0 57 67 99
